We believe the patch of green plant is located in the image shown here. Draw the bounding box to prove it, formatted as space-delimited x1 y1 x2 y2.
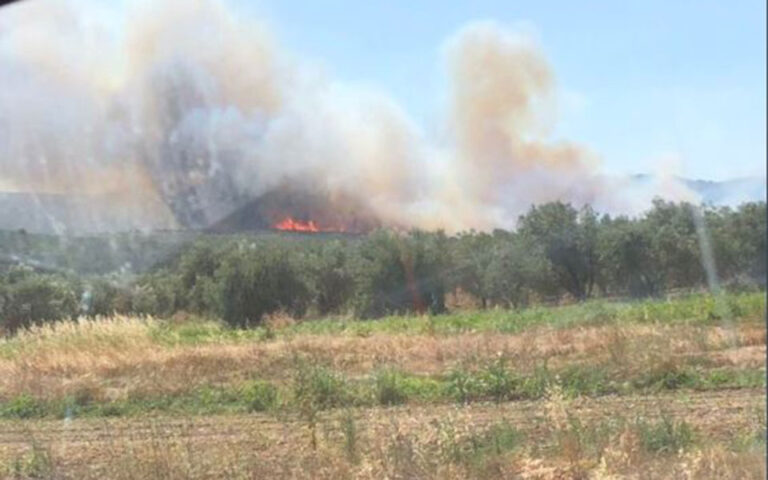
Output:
558 365 618 397
634 363 699 391
634 415 695 454
729 430 767 453
552 415 618 461
633 366 766 392
373 368 410 406
339 410 359 464
444 367 485 404
698 368 766 389
148 320 265 347
479 357 516 403
465 421 523 462
437 419 523 473
1 439 54 478
0 364 763 420
234 291 765 339
240 380 280 412
292 363 356 410
0 394 46 419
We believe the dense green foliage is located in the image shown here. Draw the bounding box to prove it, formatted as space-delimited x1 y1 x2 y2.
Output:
0 268 79 332
0 200 764 332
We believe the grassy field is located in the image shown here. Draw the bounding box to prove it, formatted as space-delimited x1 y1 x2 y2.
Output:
0 292 765 478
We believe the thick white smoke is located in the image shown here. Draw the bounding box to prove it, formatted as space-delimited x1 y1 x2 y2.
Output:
0 0 699 233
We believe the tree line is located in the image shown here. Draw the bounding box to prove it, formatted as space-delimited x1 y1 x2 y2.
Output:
0 199 764 333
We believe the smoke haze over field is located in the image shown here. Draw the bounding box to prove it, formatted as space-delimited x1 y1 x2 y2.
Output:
0 0 728 234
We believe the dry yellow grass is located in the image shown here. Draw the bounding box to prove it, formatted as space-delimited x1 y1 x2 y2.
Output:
0 315 764 402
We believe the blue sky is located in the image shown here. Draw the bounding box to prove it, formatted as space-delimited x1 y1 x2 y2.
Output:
241 0 765 181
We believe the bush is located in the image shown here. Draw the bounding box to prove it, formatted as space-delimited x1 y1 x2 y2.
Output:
310 241 355 315
132 273 182 316
178 243 220 314
353 230 448 318
82 279 122 317
240 380 279 412
0 394 45 419
444 367 483 404
214 243 310 328
480 358 516 403
0 269 79 333
463 421 522 465
3 440 53 478
635 416 695 454
293 364 352 410
373 369 410 406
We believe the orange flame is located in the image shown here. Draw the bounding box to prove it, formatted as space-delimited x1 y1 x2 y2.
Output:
272 215 359 233
273 216 355 233
273 216 321 232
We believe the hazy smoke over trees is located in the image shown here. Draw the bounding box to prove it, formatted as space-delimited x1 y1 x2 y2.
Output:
0 0 699 233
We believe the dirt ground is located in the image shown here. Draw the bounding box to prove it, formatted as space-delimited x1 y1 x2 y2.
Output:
0 388 763 479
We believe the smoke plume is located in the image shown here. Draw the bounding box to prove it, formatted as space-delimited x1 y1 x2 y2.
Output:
0 0 698 234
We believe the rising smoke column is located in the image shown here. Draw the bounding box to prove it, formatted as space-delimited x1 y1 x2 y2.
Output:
0 0 698 234
119 0 438 230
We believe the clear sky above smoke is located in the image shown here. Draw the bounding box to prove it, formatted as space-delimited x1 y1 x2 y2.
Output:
250 0 766 181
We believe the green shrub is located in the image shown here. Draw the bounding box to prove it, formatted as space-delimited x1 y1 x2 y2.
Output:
353 230 448 318
559 365 616 397
517 365 552 399
0 394 45 419
635 415 695 454
293 364 352 410
82 279 120 317
480 358 516 402
373 369 410 406
437 419 522 470
634 364 697 391
340 410 359 463
241 380 279 412
131 272 182 316
3 440 53 478
465 421 523 462
214 244 310 328
311 241 356 315
0 269 78 333
444 367 482 404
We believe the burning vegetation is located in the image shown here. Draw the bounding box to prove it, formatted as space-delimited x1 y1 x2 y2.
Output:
272 217 347 233
208 188 380 234
273 217 322 233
